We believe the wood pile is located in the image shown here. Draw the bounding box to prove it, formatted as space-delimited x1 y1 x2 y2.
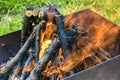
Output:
0 3 120 80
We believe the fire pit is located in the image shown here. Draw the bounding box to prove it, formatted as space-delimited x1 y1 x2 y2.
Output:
0 3 120 80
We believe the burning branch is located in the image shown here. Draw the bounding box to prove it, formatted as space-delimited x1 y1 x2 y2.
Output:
55 15 70 58
26 38 60 80
0 3 117 80
34 20 46 62
0 31 35 78
0 20 46 79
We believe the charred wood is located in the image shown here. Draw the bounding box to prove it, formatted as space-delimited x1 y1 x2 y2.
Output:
20 48 35 80
55 15 87 57
34 21 46 62
0 31 35 77
55 15 88 76
26 38 60 80
9 21 45 79
21 7 34 47
55 15 70 58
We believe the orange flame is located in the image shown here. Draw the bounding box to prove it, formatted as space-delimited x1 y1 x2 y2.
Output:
23 60 36 72
40 23 118 79
39 21 56 59
38 9 120 80
39 40 52 59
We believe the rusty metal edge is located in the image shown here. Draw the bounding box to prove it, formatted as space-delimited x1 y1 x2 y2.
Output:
63 54 120 80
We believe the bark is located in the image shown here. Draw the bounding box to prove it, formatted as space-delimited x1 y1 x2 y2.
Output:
21 7 34 47
34 21 46 62
55 15 88 77
0 31 35 77
55 15 70 58
33 8 40 24
26 38 60 80
20 48 35 80
55 15 87 57
9 21 45 80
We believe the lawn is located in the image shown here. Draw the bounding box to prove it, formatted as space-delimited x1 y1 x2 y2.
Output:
0 0 120 36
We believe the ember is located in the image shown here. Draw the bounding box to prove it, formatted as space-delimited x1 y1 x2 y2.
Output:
0 3 120 80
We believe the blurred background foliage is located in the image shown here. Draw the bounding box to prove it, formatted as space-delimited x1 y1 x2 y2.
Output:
0 0 120 36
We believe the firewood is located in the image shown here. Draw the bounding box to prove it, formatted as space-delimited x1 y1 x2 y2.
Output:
33 9 39 17
34 21 46 62
20 48 35 80
55 15 88 76
55 15 70 58
9 21 45 80
21 7 34 47
55 15 87 56
0 31 35 78
38 10 47 21
33 8 40 24
26 38 60 80
38 3 60 22
25 10 33 17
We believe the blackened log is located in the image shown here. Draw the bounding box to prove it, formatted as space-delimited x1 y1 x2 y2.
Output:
34 24 41 62
13 10 33 78
33 8 40 24
0 31 35 77
13 21 45 79
21 7 34 47
20 48 35 80
38 3 60 22
55 15 70 58
55 15 87 57
55 16 88 76
26 38 60 80
34 21 46 62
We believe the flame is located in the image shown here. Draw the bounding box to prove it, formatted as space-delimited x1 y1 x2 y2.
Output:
23 60 35 72
42 48 64 79
39 21 56 59
39 40 52 59
37 9 120 79
40 23 118 79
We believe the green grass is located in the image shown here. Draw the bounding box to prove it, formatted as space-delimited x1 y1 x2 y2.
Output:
0 0 120 36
